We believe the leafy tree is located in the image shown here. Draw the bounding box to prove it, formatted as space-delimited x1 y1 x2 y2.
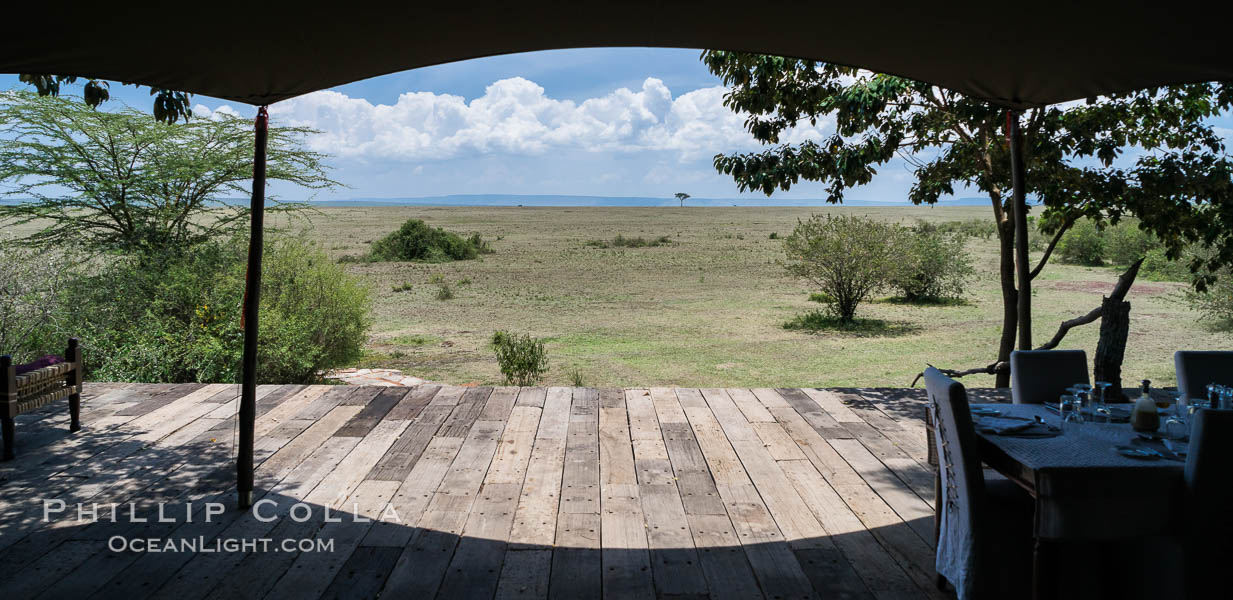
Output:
891 229 974 301
783 214 898 321
674 192 690 207
19 74 192 123
704 51 1233 385
0 92 336 254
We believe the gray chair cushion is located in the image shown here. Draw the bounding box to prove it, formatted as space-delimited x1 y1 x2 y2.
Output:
1183 409 1233 600
1009 349 1089 405
1174 351 1233 403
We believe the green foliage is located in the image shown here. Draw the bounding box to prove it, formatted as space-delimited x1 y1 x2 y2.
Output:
569 367 585 387
1056 219 1106 266
0 242 78 361
1141 248 1192 281
768 232 779 239
919 219 997 240
435 282 454 300
1188 275 1233 329
391 282 414 292
675 192 690 207
890 230 974 301
783 214 898 321
0 92 335 254
808 292 833 303
18 74 192 123
368 219 492 262
55 235 370 383
492 332 549 386
1104 221 1160 265
703 51 1233 291
585 234 674 249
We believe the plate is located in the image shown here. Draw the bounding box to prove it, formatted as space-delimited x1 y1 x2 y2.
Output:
1116 446 1160 459
970 407 1001 417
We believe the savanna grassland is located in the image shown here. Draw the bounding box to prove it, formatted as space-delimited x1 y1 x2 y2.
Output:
288 205 1229 388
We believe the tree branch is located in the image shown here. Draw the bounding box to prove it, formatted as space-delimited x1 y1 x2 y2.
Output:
1029 218 1074 279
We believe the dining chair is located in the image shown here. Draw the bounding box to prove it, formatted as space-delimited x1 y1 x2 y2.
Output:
924 367 1034 599
1009 349 1089 405
1182 408 1233 600
1174 350 1233 403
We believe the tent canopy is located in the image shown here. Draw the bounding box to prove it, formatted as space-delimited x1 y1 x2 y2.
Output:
3 2 1231 109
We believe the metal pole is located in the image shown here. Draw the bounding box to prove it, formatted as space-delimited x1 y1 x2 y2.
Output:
237 105 269 509
1008 110 1031 350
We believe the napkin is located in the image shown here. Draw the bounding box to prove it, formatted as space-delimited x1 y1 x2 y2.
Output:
976 417 1035 435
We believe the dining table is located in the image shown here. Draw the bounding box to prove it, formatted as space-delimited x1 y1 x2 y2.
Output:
967 402 1187 600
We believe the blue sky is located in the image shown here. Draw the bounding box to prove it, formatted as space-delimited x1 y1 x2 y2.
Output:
4 47 1232 204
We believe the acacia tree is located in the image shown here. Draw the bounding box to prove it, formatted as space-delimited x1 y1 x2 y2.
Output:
704 51 1233 386
0 92 337 254
675 192 691 207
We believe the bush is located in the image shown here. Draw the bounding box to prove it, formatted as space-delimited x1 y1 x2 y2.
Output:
783 214 898 321
369 219 492 262
0 242 78 361
492 332 549 386
1139 247 1191 281
60 234 370 383
1188 275 1233 328
1056 219 1106 266
890 230 974 301
587 234 674 249
1104 221 1159 265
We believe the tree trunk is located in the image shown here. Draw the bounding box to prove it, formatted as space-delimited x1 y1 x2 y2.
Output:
995 217 1017 388
1094 296 1131 402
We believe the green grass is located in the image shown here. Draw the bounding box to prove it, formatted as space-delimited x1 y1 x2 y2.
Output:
782 310 921 337
259 205 1224 387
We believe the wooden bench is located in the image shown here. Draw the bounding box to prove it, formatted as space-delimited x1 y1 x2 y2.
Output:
1 338 83 460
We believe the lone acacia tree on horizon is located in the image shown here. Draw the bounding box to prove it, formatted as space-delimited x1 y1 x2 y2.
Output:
675 192 690 207
704 51 1233 387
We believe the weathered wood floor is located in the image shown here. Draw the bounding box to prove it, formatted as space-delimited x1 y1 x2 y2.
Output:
0 383 1006 599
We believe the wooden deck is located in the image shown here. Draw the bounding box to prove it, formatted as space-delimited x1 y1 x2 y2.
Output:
0 383 1008 599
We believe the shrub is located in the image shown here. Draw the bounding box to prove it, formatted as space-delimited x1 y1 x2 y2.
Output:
492 332 549 386
783 214 898 321
369 219 491 262
61 234 370 383
1139 247 1191 281
890 230 974 301
1104 221 1159 265
1188 275 1233 328
435 282 454 300
768 232 779 239
0 242 78 361
1056 219 1106 265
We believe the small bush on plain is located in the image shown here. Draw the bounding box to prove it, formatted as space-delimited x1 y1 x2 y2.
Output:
890 230 974 302
492 332 549 386
369 219 492 262
783 214 899 321
1057 219 1106 266
1104 220 1160 265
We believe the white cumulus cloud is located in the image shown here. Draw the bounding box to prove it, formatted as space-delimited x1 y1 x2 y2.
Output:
267 77 830 163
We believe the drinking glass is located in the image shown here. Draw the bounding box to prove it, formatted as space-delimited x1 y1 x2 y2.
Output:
1093 381 1113 424
1059 394 1083 435
1164 394 1188 440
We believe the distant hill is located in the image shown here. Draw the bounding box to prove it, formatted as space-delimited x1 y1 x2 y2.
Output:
308 194 1000 207
1 194 1009 208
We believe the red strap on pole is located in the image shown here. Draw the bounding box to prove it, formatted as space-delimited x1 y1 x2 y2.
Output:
240 106 270 330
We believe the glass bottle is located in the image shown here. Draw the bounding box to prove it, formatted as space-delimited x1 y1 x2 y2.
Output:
1131 379 1160 433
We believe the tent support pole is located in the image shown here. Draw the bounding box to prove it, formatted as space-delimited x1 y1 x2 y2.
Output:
237 105 269 510
1008 109 1031 350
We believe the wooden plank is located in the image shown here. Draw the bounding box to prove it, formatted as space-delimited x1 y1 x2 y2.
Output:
780 459 927 599
437 482 522 600
640 483 710 598
363 436 464 547
438 386 493 438
509 392 569 548
727 388 776 423
495 549 552 599
317 546 402 600
560 389 599 515
253 384 330 439
515 386 547 408
776 388 852 439
800 387 864 423
481 386 521 421
753 421 808 461
380 512 467 599
598 391 654 600
383 383 440 420
550 513 601 600
827 438 935 544
627 390 673 486
650 387 688 424
295 386 362 420
333 387 407 437
687 514 765 600
365 394 456 482
487 406 541 484
309 418 411 509
339 387 382 406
